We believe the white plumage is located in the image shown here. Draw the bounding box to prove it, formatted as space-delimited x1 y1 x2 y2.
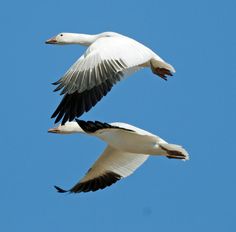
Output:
46 32 175 124
48 120 189 194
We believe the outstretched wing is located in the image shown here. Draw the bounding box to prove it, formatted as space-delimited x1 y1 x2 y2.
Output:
51 35 154 124
55 146 149 193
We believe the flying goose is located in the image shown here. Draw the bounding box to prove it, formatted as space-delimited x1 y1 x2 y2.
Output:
46 32 175 124
48 120 189 194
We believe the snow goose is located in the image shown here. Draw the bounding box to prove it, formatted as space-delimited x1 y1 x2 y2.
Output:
45 32 175 124
48 120 189 194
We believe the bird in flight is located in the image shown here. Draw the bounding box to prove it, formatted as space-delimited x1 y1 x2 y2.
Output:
48 120 189 194
46 32 175 125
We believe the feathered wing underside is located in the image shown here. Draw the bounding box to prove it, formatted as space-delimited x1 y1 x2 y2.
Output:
51 36 154 124
55 146 149 193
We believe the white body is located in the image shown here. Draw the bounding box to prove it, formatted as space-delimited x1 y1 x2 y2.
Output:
96 122 167 155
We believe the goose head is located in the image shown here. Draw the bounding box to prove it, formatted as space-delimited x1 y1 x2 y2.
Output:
45 33 82 45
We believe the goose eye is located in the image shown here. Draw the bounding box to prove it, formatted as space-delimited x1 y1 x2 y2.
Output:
60 34 63 36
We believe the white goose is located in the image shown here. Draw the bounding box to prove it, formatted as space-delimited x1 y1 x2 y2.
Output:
46 32 175 124
48 120 189 194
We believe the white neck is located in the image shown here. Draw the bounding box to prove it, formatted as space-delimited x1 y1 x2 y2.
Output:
56 32 122 46
65 33 100 46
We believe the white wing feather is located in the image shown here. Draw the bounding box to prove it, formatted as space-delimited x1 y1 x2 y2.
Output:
81 146 149 182
54 36 155 95
61 146 149 193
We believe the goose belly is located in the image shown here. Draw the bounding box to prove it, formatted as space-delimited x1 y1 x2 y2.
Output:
98 132 156 154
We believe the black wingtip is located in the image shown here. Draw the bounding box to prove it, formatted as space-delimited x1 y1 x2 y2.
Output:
69 171 122 193
51 79 115 125
54 185 68 193
75 119 96 133
75 119 84 126
75 119 135 133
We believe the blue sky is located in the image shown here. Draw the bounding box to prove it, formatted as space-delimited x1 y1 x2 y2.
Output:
1 0 235 231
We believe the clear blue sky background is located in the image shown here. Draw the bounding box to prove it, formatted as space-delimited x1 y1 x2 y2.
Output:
1 0 235 231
